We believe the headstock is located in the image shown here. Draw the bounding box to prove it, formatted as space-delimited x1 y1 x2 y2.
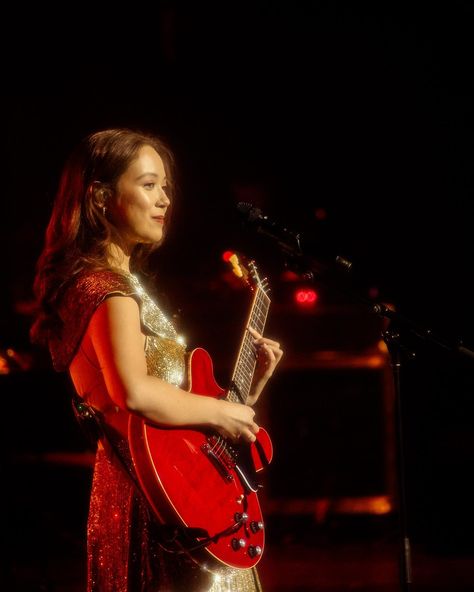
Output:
224 251 270 297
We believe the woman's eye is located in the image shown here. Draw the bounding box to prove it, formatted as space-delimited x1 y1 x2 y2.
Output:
144 183 155 190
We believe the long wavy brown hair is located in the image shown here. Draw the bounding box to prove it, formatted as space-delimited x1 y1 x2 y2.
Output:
30 127 176 347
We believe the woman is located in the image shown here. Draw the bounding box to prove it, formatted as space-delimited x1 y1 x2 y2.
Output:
31 127 283 591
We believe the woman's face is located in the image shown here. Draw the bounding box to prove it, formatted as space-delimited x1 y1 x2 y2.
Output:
108 145 170 249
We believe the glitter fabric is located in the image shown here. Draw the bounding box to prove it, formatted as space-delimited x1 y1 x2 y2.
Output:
50 270 139 371
58 270 263 592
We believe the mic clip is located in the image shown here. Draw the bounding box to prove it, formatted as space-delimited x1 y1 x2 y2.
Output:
237 202 303 256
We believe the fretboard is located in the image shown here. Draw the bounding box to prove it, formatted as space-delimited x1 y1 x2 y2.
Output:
227 286 271 404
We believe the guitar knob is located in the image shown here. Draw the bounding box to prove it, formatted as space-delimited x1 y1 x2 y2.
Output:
250 520 264 533
248 545 262 558
235 512 249 523
232 537 247 550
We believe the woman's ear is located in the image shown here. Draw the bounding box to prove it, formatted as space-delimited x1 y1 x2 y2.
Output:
89 181 110 208
87 181 112 219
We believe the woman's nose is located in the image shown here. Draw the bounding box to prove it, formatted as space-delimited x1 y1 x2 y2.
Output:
156 187 170 206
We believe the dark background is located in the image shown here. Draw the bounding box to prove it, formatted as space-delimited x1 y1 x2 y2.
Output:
3 2 474 589
3 2 474 338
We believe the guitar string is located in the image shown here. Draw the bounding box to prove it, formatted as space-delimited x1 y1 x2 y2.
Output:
209 287 270 460
232 288 270 400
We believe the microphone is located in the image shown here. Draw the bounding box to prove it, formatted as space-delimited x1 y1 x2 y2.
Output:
236 202 300 247
236 202 353 275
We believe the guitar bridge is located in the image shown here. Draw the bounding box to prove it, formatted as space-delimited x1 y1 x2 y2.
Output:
201 435 238 482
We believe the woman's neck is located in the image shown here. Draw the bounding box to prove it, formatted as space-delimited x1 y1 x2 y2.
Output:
106 243 131 273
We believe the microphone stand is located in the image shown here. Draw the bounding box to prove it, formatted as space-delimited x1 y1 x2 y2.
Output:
247 222 474 592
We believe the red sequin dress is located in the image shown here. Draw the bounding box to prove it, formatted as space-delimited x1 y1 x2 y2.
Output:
49 270 262 592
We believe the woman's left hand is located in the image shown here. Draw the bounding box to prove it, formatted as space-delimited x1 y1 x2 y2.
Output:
247 326 283 405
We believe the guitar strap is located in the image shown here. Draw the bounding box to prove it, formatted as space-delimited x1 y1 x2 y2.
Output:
70 389 104 448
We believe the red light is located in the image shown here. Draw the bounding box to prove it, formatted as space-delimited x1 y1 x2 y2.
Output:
368 286 379 299
294 288 318 306
222 250 234 262
314 207 327 221
281 270 300 282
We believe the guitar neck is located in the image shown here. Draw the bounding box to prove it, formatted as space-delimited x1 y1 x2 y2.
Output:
227 286 271 405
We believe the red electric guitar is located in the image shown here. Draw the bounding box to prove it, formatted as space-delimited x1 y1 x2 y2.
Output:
128 254 273 571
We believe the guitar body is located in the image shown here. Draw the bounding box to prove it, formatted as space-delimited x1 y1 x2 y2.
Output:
128 347 273 571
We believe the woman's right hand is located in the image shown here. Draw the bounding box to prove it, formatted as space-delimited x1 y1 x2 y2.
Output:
211 398 260 443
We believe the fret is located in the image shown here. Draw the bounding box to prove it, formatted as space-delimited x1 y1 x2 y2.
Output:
227 272 271 404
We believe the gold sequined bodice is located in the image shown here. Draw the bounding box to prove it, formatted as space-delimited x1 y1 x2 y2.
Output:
126 273 186 386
